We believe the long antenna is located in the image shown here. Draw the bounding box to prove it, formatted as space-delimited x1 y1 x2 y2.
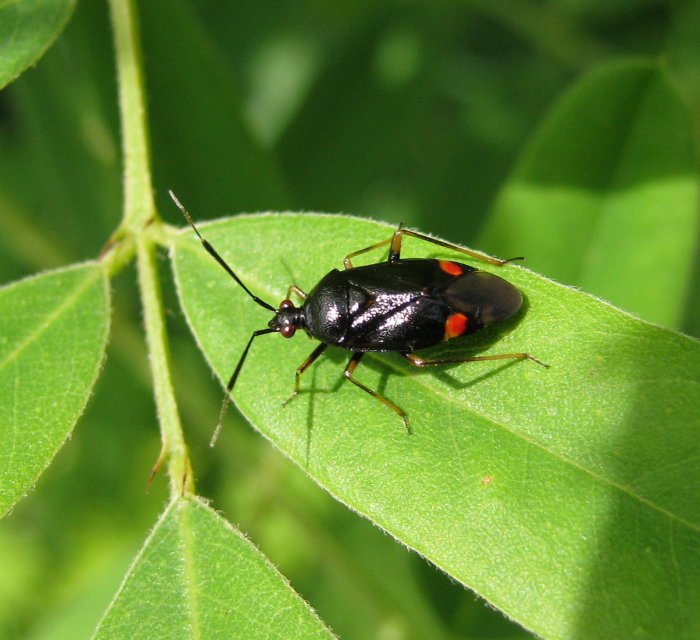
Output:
169 190 276 312
170 191 279 446
209 327 276 446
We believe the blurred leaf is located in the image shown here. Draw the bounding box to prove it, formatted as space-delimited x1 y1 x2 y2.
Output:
93 496 335 640
0 1 121 280
468 0 609 68
24 543 133 640
138 0 291 216
274 8 521 237
0 0 75 90
173 213 700 640
276 14 428 210
0 263 109 517
482 61 699 328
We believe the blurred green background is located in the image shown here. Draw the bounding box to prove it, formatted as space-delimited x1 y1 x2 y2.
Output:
1 1 698 638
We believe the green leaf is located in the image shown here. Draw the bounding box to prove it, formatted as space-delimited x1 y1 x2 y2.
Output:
93 496 335 640
481 61 699 329
0 0 76 90
0 263 109 516
173 214 700 640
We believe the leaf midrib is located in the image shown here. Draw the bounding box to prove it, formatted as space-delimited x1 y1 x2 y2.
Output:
0 265 102 371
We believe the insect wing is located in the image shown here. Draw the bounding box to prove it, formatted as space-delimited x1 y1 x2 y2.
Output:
443 271 522 330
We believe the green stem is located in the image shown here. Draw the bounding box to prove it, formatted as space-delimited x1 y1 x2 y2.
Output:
137 237 194 496
109 0 193 496
108 0 156 232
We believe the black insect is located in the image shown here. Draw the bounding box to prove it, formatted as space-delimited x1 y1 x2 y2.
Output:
172 192 546 438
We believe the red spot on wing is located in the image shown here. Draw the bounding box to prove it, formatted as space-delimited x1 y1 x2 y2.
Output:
439 260 464 276
444 312 468 339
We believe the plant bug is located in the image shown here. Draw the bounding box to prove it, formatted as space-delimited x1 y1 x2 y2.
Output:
171 192 547 439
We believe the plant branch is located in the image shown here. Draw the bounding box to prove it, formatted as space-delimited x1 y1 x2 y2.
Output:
109 0 193 496
137 236 194 496
109 0 156 233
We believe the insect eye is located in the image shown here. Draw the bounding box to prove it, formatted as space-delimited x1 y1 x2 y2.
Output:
279 299 294 310
280 325 296 338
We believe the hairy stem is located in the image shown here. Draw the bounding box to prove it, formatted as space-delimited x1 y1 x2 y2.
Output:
109 0 193 496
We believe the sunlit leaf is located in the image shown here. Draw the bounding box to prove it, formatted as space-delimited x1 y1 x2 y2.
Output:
0 0 76 90
482 62 699 328
173 213 700 640
93 496 335 640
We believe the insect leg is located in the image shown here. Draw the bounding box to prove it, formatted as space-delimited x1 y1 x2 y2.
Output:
343 237 392 269
285 284 307 301
402 352 549 368
344 352 412 434
344 223 522 269
210 327 276 446
283 342 328 406
390 227 522 266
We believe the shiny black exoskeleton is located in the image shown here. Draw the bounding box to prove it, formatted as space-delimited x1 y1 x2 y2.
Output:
172 191 545 436
274 259 522 352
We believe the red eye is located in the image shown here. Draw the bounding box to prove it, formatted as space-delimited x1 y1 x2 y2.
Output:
279 299 294 310
280 325 296 338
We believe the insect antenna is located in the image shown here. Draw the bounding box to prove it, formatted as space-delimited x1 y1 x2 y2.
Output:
208 326 276 446
169 190 276 312
170 191 279 446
